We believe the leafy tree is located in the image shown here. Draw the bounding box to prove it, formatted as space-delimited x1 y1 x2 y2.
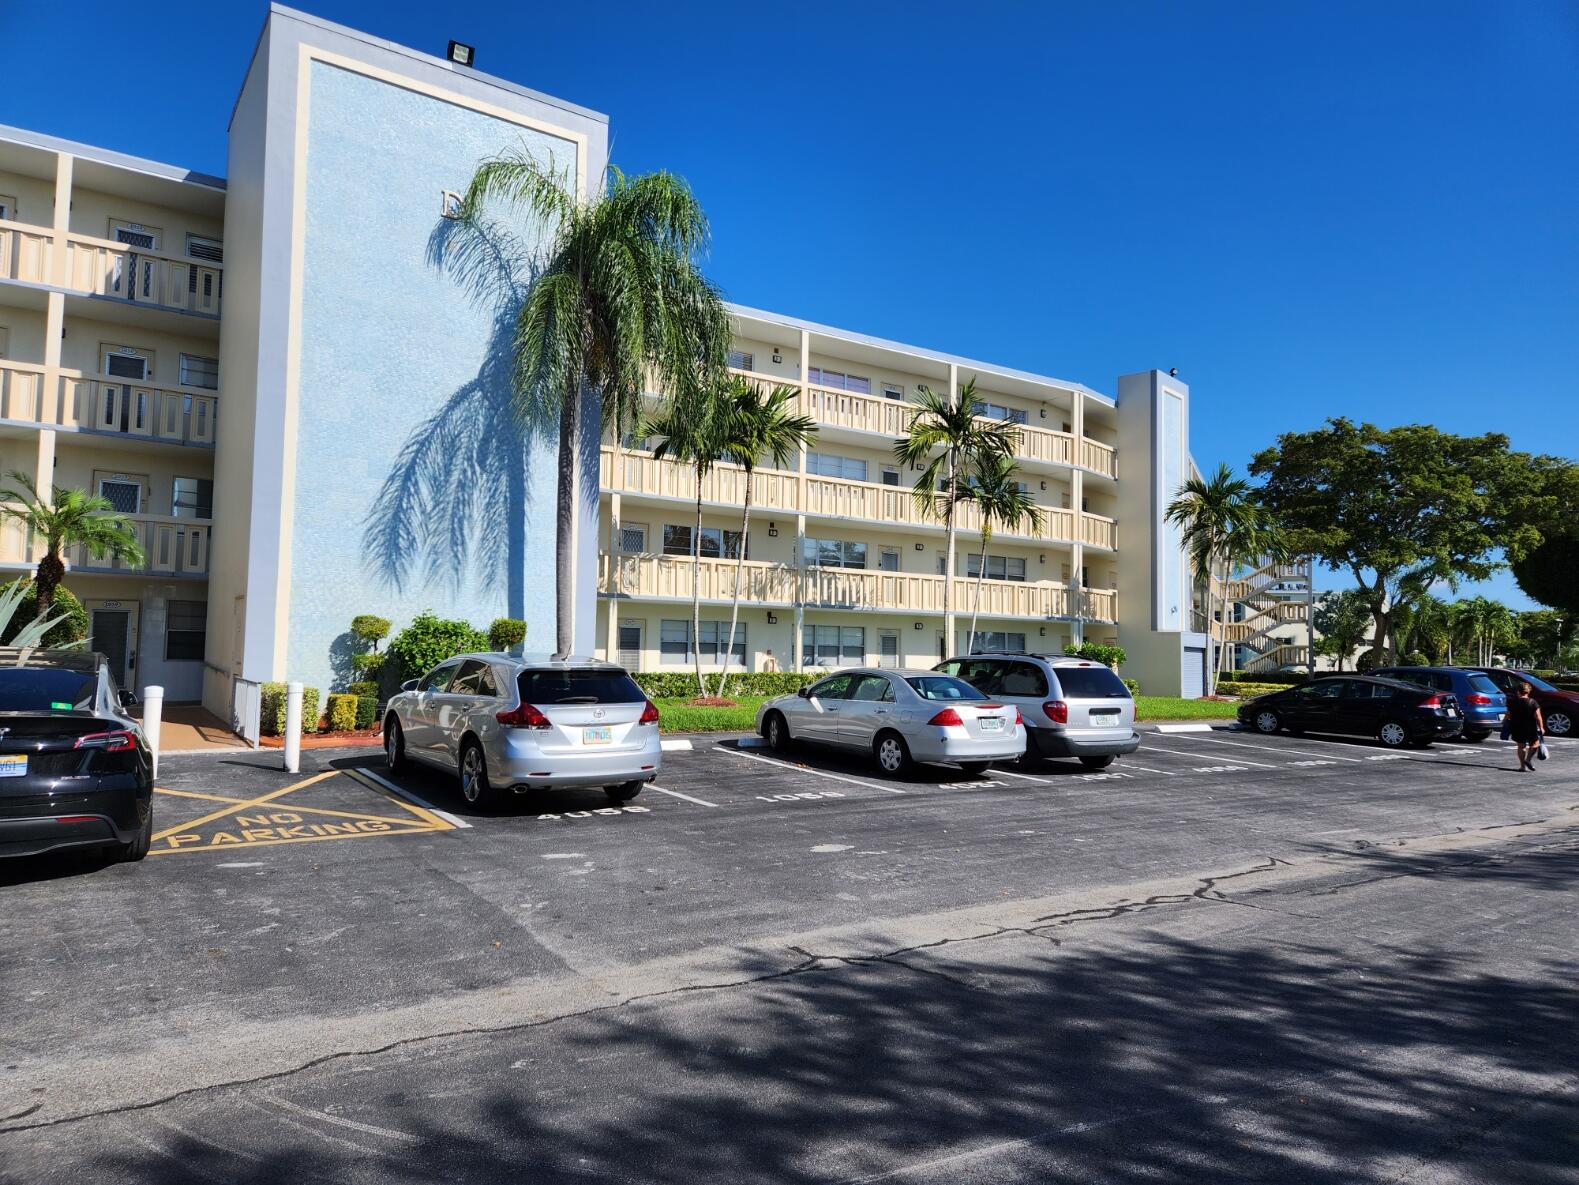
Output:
893 380 1017 650
713 377 817 697
959 455 1043 654
1506 609 1567 668
1251 419 1555 663
459 155 730 658
1164 463 1282 693
387 612 489 680
488 618 527 652
1513 531 1579 618
1454 596 1515 667
1311 589 1372 671
0 473 145 621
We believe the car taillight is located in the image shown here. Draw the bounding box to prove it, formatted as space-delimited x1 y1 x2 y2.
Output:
1466 694 1492 706
73 730 136 752
639 700 660 725
496 703 551 729
1014 707 1023 727
927 708 964 727
1043 700 1069 724
1419 695 1441 708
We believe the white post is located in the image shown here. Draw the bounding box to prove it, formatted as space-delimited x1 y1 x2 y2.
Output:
283 681 303 774
142 685 164 781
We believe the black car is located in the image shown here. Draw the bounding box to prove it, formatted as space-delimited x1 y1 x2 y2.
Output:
0 649 153 862
1237 675 1464 748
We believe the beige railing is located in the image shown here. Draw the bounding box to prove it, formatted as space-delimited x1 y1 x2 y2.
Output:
0 360 215 445
58 516 210 576
64 232 222 316
1079 438 1116 478
1080 587 1118 622
0 219 53 284
0 359 48 421
1081 513 1117 550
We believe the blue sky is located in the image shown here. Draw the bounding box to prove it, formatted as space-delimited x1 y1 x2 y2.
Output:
3 1 1573 606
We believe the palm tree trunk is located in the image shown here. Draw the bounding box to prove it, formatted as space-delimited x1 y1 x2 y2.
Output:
942 451 957 660
553 383 578 658
719 473 751 699
692 472 705 698
33 550 64 624
969 530 988 654
1212 557 1227 695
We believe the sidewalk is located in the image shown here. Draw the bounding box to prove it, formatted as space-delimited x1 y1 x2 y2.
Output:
130 703 250 753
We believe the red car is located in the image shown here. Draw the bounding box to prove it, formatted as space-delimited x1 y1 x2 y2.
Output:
1470 669 1578 738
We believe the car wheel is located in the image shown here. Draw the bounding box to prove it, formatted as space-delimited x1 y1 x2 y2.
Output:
1546 710 1573 737
873 731 913 777
119 804 152 863
604 780 643 803
958 760 991 776
1254 709 1281 735
765 712 793 753
458 740 495 808
385 717 407 773
1079 755 1115 770
1377 721 1409 749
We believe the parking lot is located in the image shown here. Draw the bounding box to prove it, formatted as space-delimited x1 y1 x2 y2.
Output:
3 724 1577 1183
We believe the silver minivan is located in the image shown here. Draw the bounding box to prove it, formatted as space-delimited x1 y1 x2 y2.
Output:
383 655 662 807
936 653 1141 770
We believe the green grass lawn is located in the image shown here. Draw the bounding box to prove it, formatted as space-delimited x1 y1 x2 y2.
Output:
654 692 1236 732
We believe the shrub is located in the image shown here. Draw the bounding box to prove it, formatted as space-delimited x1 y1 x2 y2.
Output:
351 615 391 649
1067 641 1127 669
1402 651 1429 667
4 580 89 648
349 680 380 700
355 695 379 730
631 671 817 698
351 652 385 680
260 682 322 736
325 693 358 732
1122 678 1140 695
1356 649 1381 673
1220 671 1307 686
488 618 527 652
387 611 488 680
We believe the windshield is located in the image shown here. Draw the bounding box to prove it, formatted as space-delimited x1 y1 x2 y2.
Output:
905 675 988 702
0 668 98 713
518 669 645 704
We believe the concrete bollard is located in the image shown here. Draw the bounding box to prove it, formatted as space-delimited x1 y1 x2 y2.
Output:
283 681 303 774
142 685 164 781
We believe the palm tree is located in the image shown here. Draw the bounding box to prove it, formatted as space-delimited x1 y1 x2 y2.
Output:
892 380 1017 655
459 154 730 658
0 473 144 621
959 455 1043 654
1164 464 1282 695
714 376 817 697
642 390 733 697
1456 596 1515 666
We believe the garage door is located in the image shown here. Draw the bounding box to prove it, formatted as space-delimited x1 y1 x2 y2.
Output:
1182 646 1207 699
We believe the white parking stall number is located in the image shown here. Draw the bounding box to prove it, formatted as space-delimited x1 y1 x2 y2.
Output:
1080 771 1134 782
534 805 652 822
1194 765 1249 774
757 791 847 803
1289 759 1339 767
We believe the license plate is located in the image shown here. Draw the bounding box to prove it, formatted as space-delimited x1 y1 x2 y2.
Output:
0 755 26 778
1445 707 1458 716
979 716 1003 732
583 726 612 745
1092 711 1119 722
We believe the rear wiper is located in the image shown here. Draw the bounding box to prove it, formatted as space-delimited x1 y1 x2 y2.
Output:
553 695 599 704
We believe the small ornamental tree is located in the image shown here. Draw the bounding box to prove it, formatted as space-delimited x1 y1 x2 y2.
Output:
488 618 527 652
387 612 488 680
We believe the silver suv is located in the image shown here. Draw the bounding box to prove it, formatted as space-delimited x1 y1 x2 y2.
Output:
383 655 661 808
935 652 1140 770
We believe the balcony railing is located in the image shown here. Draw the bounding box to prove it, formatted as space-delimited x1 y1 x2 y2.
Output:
0 218 223 317
603 447 1103 546
56 516 210 576
0 360 215 446
599 553 1119 622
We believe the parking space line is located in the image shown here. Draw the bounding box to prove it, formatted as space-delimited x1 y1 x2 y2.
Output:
649 785 719 807
1141 743 1282 769
152 770 342 841
992 767 1052 783
1188 735 1366 762
714 747 907 794
1118 762 1176 776
344 767 472 829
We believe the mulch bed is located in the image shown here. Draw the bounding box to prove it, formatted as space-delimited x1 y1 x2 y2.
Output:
258 728 382 750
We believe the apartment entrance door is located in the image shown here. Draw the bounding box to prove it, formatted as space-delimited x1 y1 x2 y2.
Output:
617 621 643 671
89 604 138 691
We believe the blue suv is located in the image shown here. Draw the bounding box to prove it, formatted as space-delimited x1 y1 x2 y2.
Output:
1371 666 1506 741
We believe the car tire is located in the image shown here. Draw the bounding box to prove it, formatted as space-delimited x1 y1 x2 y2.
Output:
765 712 793 754
385 717 407 774
458 740 496 809
119 804 152 862
873 731 913 777
1377 721 1410 749
1546 710 1573 737
1080 755 1115 770
958 760 991 776
1253 709 1282 735
604 780 643 803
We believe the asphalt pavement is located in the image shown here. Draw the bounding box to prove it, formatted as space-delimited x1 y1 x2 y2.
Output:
1 726 1576 1183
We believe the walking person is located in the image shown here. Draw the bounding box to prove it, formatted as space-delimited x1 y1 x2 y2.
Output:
1506 680 1544 772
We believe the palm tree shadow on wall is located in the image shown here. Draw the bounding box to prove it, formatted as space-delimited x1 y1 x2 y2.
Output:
361 213 554 636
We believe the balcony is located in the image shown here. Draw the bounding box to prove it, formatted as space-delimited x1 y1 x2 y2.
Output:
0 218 222 317
602 447 1108 547
599 553 1118 623
0 359 216 446
2 514 210 577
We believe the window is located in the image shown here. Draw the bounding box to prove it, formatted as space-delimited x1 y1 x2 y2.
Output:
110 221 160 250
970 631 1026 654
1051 666 1130 699
878 631 899 668
979 401 1028 425
999 662 1050 697
185 234 223 264
905 675 988 702
98 478 141 514
518 668 644 703
726 349 754 371
848 674 895 702
807 367 871 395
449 660 499 697
104 351 149 381
808 673 854 700
417 662 459 692
882 384 904 401
878 547 899 572
179 354 219 390
0 326 8 359
1298 680 1347 699
805 451 868 482
965 554 1027 582
880 467 900 487
663 524 744 559
802 625 863 667
619 523 648 553
659 620 746 664
803 538 866 569
173 477 213 519
0 196 14 221
164 600 207 662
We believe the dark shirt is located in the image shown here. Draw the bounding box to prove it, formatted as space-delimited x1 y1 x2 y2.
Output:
1507 696 1540 729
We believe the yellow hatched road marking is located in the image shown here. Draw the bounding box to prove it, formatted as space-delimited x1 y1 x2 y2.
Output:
151 770 342 841
149 821 438 856
153 784 418 827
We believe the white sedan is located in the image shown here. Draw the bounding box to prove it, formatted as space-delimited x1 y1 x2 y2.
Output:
755 668 1025 776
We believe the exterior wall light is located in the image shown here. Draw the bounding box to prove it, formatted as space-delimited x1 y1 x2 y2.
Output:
772 350 783 363
914 622 923 630
766 612 778 624
914 543 923 551
767 522 778 537
447 40 476 66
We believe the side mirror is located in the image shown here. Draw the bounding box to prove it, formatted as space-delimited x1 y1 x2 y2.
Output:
796 686 812 699
401 679 419 692
120 689 139 708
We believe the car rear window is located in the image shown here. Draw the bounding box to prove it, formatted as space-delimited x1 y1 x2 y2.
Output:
905 675 988 702
1051 667 1131 699
0 668 97 712
517 669 645 705
1468 675 1501 696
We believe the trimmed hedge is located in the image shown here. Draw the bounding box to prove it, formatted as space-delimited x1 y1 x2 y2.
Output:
488 618 527 652
260 682 321 736
632 671 818 698
1067 641 1127 669
355 695 379 730
1220 671 1307 686
349 680 380 699
1122 678 1140 695
325 693 359 732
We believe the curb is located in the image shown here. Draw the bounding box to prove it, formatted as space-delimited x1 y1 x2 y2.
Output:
1135 721 1241 734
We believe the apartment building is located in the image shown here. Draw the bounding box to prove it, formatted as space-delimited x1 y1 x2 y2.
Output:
0 4 1213 730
